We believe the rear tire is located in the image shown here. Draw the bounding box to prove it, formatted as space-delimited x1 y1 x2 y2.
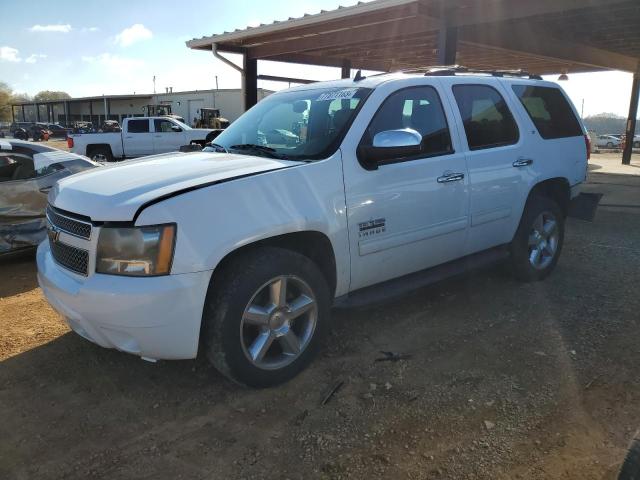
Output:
510 195 564 282
88 146 113 162
202 247 331 388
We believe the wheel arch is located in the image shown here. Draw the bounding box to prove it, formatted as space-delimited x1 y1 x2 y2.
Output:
527 177 571 217
210 230 338 299
85 143 113 158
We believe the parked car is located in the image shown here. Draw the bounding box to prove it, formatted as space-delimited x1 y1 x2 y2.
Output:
46 123 71 139
0 139 99 255
67 116 221 161
38 72 589 387
596 134 621 149
100 120 121 133
10 122 34 137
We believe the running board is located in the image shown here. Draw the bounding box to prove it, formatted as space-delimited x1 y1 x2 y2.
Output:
333 245 510 309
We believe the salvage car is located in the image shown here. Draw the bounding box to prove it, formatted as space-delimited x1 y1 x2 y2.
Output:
38 70 589 387
46 123 72 139
0 139 99 255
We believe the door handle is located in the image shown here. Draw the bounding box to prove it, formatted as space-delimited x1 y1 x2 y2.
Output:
513 158 533 167
125 136 133 139
437 172 465 183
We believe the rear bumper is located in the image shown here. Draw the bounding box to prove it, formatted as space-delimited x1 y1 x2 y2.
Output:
37 241 211 360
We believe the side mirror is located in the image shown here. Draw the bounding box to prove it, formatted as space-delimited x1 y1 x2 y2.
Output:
171 125 182 132
357 129 422 170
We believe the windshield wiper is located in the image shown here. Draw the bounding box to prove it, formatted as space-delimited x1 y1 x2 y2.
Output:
229 144 288 159
205 142 228 153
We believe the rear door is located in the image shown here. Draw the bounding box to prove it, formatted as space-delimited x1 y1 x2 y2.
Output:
441 78 530 254
122 119 154 157
152 118 187 154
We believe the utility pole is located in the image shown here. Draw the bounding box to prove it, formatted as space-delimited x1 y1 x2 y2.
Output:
215 75 219 90
153 75 156 94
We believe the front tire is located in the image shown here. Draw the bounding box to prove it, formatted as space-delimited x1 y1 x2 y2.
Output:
202 247 331 388
510 195 564 282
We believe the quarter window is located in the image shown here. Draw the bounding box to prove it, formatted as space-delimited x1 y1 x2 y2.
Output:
362 86 453 159
512 85 583 139
128 119 150 133
452 84 519 150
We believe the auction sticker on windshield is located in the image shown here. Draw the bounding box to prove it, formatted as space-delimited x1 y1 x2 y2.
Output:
316 88 358 101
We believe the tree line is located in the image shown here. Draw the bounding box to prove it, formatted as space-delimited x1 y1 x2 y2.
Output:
582 112 639 136
0 82 70 122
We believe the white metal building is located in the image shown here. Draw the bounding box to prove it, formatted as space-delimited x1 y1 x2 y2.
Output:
10 88 273 126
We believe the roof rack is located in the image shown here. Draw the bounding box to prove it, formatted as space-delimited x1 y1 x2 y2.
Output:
422 65 543 80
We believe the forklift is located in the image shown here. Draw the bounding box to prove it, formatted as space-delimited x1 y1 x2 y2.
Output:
196 108 230 129
145 103 173 117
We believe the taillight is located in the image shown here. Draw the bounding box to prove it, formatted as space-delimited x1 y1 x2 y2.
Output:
67 136 74 149
584 134 591 161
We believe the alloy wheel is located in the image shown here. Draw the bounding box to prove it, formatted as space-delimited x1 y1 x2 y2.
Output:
240 275 318 370
528 211 559 270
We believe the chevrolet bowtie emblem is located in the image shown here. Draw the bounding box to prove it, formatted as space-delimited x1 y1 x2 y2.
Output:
47 224 61 243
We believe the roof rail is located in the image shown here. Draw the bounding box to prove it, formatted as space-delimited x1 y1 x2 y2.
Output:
422 65 543 80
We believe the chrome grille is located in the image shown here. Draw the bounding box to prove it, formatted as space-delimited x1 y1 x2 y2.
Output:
49 239 89 276
46 206 92 240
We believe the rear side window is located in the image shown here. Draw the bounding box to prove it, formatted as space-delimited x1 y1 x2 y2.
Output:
128 119 149 133
512 85 583 139
452 84 519 150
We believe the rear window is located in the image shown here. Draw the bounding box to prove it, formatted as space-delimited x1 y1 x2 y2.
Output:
128 119 149 133
512 85 583 139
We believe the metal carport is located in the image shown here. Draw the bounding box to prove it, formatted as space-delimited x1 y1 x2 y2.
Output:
187 0 640 164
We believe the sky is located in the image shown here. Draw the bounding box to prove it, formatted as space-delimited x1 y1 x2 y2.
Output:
0 0 636 117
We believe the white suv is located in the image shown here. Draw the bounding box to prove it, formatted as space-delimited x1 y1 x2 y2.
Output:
38 71 589 387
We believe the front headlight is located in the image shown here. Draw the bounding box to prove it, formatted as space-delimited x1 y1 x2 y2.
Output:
96 224 176 276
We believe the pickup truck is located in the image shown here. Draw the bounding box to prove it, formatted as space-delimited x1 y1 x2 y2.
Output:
38 71 589 387
67 116 221 161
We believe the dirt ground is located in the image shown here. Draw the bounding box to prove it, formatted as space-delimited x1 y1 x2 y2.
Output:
1 155 640 480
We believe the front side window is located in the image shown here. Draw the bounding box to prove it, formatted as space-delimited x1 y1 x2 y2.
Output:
211 86 371 160
154 119 176 133
512 85 583 139
360 86 453 160
453 84 519 150
128 119 150 133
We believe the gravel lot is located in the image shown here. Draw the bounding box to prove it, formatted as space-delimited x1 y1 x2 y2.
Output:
1 154 640 479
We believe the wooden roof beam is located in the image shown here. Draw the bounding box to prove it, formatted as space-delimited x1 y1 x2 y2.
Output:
246 16 439 59
443 0 632 28
460 23 639 72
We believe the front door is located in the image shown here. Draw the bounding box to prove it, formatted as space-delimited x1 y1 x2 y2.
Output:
153 118 187 154
341 83 470 291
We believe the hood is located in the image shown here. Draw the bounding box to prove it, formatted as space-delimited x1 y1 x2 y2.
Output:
50 152 302 221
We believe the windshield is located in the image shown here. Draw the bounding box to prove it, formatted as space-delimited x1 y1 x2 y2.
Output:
211 86 371 160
